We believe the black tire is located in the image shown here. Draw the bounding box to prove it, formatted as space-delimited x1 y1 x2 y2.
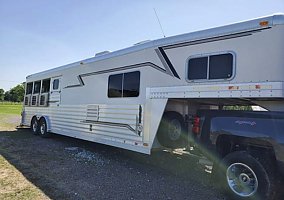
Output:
31 117 39 135
218 151 276 200
157 112 187 148
39 118 50 138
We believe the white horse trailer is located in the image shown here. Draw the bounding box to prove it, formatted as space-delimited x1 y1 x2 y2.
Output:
21 14 284 154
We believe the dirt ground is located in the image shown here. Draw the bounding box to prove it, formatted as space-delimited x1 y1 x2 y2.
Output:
0 115 227 200
0 116 283 200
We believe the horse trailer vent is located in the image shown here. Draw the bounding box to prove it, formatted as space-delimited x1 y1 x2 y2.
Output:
86 105 99 121
31 95 39 106
24 95 31 106
39 93 49 106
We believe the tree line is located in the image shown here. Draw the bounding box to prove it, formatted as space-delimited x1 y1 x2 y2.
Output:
0 84 25 102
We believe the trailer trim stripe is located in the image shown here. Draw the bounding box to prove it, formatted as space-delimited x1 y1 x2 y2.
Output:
82 120 137 135
64 62 167 88
161 27 271 50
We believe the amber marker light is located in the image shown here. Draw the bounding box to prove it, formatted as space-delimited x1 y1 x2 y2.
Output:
259 20 269 27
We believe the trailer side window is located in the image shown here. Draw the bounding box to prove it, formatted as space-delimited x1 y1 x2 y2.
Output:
209 54 233 79
108 74 123 98
33 81 41 94
26 82 33 95
108 71 140 98
41 79 50 93
188 57 208 80
123 71 140 97
53 79 59 90
187 53 233 81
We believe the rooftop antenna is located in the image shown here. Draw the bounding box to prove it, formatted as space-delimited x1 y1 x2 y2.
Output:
153 8 166 38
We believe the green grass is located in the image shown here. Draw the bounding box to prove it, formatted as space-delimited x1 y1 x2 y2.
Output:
0 103 22 130
0 104 22 115
0 155 49 200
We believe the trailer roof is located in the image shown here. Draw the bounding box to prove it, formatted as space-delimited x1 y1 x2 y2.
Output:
27 13 284 80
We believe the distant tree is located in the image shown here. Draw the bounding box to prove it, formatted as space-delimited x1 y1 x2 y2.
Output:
9 84 25 102
0 88 4 101
3 84 25 102
4 91 11 101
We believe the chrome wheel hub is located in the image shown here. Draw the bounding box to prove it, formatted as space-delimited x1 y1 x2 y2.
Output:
40 123 46 135
32 121 38 132
226 163 258 197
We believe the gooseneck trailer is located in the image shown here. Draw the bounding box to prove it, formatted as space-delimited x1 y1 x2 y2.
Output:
21 14 284 200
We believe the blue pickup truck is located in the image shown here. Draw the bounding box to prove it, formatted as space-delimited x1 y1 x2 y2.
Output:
191 110 284 200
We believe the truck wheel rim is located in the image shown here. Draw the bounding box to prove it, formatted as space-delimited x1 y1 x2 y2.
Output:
32 120 38 132
168 119 181 141
226 162 258 197
40 123 46 135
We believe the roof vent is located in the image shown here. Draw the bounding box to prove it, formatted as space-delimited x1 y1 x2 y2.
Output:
95 51 111 57
133 40 151 46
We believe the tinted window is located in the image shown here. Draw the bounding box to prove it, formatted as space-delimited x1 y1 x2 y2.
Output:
53 79 59 90
108 74 123 98
188 57 208 80
26 82 33 95
123 71 140 97
209 54 233 79
41 79 50 93
108 71 140 98
187 53 234 81
33 81 41 94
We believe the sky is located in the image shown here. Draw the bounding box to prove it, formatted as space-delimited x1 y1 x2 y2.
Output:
0 0 283 91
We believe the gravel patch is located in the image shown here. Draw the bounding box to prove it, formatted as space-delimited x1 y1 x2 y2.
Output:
65 147 110 165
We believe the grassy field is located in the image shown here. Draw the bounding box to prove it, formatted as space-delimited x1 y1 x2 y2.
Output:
0 103 22 115
0 102 22 130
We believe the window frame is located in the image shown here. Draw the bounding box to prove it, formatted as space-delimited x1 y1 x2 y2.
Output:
108 71 141 98
185 51 236 83
41 78 51 93
25 82 33 95
33 80 41 94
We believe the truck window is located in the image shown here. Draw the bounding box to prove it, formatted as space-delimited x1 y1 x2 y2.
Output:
187 53 233 81
26 82 33 95
41 79 50 93
108 71 140 98
33 81 41 94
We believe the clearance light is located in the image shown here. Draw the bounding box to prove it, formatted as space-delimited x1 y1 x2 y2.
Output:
259 21 269 27
255 85 261 89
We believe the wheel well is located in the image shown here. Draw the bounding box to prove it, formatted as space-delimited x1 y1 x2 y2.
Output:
216 135 276 164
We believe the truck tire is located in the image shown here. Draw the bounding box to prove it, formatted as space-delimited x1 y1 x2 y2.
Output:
219 151 276 200
157 112 186 148
39 118 50 138
31 117 39 135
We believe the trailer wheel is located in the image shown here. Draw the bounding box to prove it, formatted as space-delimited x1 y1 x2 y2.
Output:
39 118 50 138
157 112 186 148
31 117 39 135
219 151 276 200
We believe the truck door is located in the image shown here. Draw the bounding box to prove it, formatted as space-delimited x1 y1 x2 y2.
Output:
50 76 61 103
